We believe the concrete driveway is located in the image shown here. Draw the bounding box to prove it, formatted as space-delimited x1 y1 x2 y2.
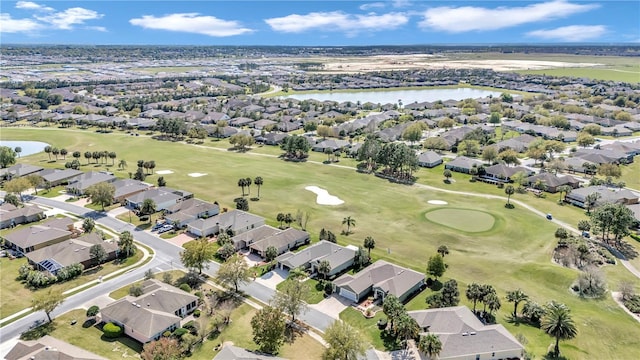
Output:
309 294 352 319
255 268 288 290
168 232 197 247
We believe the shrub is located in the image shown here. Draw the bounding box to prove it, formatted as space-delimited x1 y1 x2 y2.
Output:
623 295 640 313
162 330 172 337
179 283 192 293
172 328 189 338
86 305 100 317
193 309 201 317
129 283 144 297
103 322 123 338
183 321 197 333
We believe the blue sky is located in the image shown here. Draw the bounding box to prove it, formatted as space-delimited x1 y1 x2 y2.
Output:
1 1 638 45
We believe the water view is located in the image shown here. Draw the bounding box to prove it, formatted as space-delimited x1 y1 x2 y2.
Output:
283 87 505 105
1 141 50 157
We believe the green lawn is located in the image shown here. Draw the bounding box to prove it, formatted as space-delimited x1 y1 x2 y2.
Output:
620 160 640 191
0 250 142 319
275 278 326 305
20 309 144 359
109 270 187 300
3 127 640 359
424 208 496 233
514 67 640 83
36 185 67 198
339 307 397 351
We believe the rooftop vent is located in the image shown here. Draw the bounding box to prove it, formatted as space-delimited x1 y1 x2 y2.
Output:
151 293 155 296
136 304 141 308
132 302 137 306
470 332 477 335
147 303 151 307
462 332 469 336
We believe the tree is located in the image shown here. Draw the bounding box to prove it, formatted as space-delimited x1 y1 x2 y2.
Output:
90 244 107 266
0 146 17 168
485 292 501 316
4 177 31 201
60 148 68 159
426 254 446 280
498 149 520 166
157 176 166 187
51 147 59 160
86 182 115 211
541 301 577 358
140 198 157 222
251 306 286 354
382 295 405 331
576 132 595 148
273 277 309 324
4 193 20 207
317 260 331 281
440 279 460 307
82 218 95 233
522 300 545 324
86 305 100 318
141 338 181 360
118 159 127 170
238 178 247 196
395 313 420 347
402 122 425 145
25 174 43 195
458 139 480 157
44 146 52 160
423 137 448 152
229 134 255 151
505 185 515 206
254 176 263 198
216 253 250 292
265 246 279 262
437 245 449 257
591 203 635 245
322 321 366 360
180 238 216 274
577 220 591 232
72 151 81 161
482 146 498 164
443 169 452 182
118 231 136 258
342 216 356 234
32 288 64 323
418 333 442 360
597 163 622 178
14 146 22 158
466 283 483 313
585 192 601 214
84 151 92 164
363 236 375 257
235 197 249 211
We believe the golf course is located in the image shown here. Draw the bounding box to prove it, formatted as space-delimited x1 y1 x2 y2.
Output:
2 126 640 359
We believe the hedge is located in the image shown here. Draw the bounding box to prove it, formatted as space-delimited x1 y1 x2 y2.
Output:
103 323 123 338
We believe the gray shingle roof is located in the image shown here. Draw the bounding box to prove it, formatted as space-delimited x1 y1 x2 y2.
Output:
334 260 424 299
276 240 356 269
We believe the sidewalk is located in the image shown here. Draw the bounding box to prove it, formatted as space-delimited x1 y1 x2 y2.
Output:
0 243 153 325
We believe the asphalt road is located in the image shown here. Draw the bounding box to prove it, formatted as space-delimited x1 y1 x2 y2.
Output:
0 196 335 346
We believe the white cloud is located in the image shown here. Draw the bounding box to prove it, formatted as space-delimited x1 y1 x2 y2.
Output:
265 11 409 34
35 7 103 30
392 0 412 8
359 2 385 11
15 1 54 12
526 25 607 41
129 13 253 37
0 13 42 33
419 0 599 33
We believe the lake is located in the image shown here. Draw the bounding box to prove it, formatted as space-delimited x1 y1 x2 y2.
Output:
283 87 504 105
1 140 50 157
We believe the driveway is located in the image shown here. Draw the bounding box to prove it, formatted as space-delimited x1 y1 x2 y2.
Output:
309 294 352 319
168 232 197 247
255 268 288 290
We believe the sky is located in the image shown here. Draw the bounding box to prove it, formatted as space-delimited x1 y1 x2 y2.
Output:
0 1 638 45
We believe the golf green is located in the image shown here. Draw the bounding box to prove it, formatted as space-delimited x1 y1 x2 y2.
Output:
425 208 495 232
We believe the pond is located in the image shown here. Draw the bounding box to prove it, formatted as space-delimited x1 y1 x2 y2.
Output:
1 140 50 157
282 87 505 105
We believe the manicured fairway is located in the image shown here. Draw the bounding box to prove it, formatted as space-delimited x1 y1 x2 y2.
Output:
3 127 640 359
424 208 495 232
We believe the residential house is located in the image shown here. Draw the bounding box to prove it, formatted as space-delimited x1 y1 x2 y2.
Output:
187 210 265 238
417 151 443 168
0 163 44 180
312 139 351 152
408 306 524 360
113 179 153 204
213 344 287 360
565 185 639 208
5 335 108 360
481 164 533 183
38 168 83 187
276 240 356 278
444 156 483 174
2 217 75 254
66 171 117 195
0 203 45 229
100 279 198 343
164 198 220 228
601 141 640 157
333 260 425 303
574 148 633 164
524 173 581 193
256 132 288 145
125 188 188 211
248 228 310 258
26 232 119 274
230 225 280 250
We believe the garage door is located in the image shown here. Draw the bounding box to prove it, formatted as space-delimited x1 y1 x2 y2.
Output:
339 288 357 302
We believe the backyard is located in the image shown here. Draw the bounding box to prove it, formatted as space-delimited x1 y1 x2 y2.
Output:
2 127 640 359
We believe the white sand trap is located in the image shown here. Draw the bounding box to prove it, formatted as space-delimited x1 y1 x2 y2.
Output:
156 170 174 175
188 173 207 177
428 200 448 205
305 186 344 206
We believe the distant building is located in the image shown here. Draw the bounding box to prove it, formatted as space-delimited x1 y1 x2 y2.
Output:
5 335 107 360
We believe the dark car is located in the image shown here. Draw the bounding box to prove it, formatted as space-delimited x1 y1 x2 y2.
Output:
546 214 553 220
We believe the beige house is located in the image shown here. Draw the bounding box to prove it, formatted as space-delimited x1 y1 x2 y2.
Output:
5 335 107 360
100 279 198 343
2 217 75 254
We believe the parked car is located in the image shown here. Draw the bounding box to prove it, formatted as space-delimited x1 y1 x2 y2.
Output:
151 222 166 232
157 224 174 234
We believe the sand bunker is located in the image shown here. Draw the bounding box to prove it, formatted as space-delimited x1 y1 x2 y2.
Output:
428 200 448 205
156 170 174 175
188 173 207 177
305 186 344 206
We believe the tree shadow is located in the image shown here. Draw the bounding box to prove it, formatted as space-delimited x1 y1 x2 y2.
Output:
20 321 55 340
379 329 402 351
543 352 569 360
83 319 96 328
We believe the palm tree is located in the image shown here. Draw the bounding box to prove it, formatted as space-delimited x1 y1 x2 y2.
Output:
505 185 515 206
363 236 375 257
418 334 442 360
276 212 285 228
51 147 59 160
395 314 420 348
60 148 68 159
506 289 529 318
541 301 577 358
118 231 135 257
437 245 449 257
466 283 482 313
14 146 22 158
245 177 252 195
140 198 157 224
148 160 156 174
342 216 356 234
118 159 127 170
557 185 571 202
108 151 117 165
238 178 246 196
44 146 52 160
317 260 331 281
84 151 92 164
254 176 263 198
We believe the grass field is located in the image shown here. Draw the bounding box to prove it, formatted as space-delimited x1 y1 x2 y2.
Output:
514 67 640 83
424 208 496 232
2 127 640 359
